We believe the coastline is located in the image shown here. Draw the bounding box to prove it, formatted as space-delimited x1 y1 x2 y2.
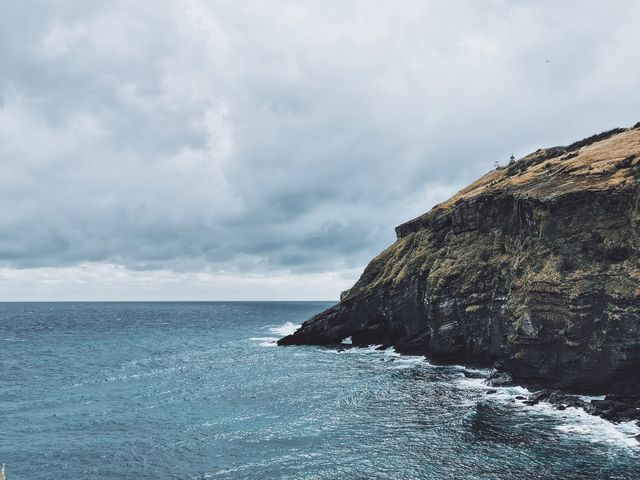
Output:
280 337 640 442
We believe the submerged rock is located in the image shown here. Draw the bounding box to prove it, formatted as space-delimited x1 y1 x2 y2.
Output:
279 124 640 398
486 369 513 387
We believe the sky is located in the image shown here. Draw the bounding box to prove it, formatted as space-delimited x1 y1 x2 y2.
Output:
1 0 639 301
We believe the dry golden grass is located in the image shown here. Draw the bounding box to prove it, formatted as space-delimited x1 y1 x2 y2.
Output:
437 127 640 210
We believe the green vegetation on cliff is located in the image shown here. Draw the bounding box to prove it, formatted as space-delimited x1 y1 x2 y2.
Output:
281 125 640 394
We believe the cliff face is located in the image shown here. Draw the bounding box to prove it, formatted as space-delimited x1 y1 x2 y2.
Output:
279 125 640 395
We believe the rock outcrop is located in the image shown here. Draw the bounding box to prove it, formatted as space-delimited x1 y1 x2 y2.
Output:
279 124 640 396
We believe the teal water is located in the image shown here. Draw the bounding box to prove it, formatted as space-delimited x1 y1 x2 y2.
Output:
1 302 640 479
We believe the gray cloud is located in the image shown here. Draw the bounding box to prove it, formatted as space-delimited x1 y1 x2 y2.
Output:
1 0 640 298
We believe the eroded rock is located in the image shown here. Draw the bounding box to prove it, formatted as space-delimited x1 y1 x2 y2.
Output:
279 125 640 398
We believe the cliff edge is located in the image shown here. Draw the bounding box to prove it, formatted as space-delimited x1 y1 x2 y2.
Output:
279 124 640 396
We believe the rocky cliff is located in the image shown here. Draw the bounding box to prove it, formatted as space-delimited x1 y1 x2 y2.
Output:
279 124 640 396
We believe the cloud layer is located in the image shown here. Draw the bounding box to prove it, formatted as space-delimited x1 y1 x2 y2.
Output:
1 1 639 299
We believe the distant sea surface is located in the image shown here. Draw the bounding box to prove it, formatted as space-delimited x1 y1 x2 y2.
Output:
2 302 640 479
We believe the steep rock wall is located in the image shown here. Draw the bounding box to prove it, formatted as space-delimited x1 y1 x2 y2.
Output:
279 126 640 394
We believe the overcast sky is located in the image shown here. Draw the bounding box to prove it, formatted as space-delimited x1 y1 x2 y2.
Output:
1 1 639 301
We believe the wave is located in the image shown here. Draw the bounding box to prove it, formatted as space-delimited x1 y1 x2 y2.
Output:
249 321 301 346
248 336 279 347
268 322 300 336
328 343 428 370
452 373 640 448
278 336 640 448
328 345 640 448
553 409 640 448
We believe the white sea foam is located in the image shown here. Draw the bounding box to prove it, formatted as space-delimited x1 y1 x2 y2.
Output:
380 347 427 368
390 355 427 369
524 398 639 447
451 373 640 448
504 394 640 448
341 344 388 355
268 322 300 336
335 344 427 369
579 394 606 402
249 337 279 347
248 321 300 347
451 363 491 375
553 410 640 448
455 374 489 390
302 336 640 448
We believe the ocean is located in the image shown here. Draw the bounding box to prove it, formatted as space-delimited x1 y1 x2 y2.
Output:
2 301 639 479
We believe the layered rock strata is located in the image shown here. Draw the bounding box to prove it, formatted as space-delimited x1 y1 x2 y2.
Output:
280 125 640 396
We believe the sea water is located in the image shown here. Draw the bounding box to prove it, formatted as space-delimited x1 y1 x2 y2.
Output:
1 302 639 479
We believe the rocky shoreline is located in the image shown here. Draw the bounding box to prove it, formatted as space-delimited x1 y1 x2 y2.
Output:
331 342 640 438
279 125 640 435
485 368 640 436
329 340 640 440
